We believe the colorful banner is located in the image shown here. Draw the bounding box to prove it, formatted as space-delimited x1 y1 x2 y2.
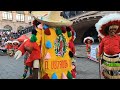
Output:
89 44 99 62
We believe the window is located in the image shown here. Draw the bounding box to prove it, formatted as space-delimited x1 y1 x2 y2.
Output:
28 16 32 22
16 14 25 22
2 11 12 20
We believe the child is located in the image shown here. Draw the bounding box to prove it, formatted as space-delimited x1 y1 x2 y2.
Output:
83 36 94 59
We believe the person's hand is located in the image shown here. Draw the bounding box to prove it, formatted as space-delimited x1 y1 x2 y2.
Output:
14 50 22 60
97 56 101 62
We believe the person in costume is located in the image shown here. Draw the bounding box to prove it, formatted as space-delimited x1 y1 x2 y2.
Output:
83 36 94 59
14 11 76 79
17 35 33 79
95 13 120 79
12 40 20 52
5 40 14 57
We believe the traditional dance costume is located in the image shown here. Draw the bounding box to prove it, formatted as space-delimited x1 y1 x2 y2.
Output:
83 37 94 59
14 11 76 79
5 41 14 56
95 13 120 79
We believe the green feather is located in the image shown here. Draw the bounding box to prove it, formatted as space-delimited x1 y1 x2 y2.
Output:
30 34 37 42
56 28 62 35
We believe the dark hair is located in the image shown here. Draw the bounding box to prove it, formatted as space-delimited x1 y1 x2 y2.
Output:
104 26 109 35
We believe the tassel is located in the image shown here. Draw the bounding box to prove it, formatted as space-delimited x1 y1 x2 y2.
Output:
51 73 58 79
42 73 50 79
43 24 49 30
30 34 37 42
62 73 68 79
46 40 52 48
56 27 62 36
45 52 51 60
44 28 51 35
67 71 73 79
61 26 66 33
71 69 76 79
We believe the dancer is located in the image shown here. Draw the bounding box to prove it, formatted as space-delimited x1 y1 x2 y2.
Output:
17 35 33 79
14 11 76 79
83 36 94 59
95 13 120 79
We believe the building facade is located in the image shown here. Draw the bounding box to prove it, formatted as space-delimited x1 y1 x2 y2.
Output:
0 11 32 32
62 11 120 44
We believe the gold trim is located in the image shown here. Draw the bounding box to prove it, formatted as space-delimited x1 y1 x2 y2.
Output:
103 72 120 79
103 55 120 62
102 64 120 70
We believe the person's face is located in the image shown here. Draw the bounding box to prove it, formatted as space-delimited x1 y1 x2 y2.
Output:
109 28 117 35
87 40 91 44
13 43 18 45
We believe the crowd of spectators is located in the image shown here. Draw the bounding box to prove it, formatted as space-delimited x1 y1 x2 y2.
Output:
0 26 33 48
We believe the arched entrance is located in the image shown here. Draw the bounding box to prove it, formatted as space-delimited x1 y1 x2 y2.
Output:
4 25 12 31
81 26 99 43
17 26 24 32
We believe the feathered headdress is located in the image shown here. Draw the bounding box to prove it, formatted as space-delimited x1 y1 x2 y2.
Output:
95 13 120 37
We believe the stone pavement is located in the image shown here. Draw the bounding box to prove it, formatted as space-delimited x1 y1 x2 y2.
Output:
0 56 24 79
75 57 100 79
75 45 87 58
0 45 100 79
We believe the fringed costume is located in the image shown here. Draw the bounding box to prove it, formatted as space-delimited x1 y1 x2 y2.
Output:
95 13 120 79
83 36 94 59
14 11 76 79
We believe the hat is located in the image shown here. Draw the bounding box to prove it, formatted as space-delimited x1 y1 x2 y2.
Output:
12 40 20 44
6 41 13 44
95 13 120 37
4 41 12 45
83 36 94 44
31 11 73 27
